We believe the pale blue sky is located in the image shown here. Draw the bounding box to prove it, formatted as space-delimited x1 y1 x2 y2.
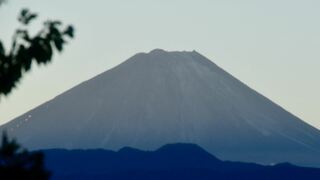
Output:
0 0 319 128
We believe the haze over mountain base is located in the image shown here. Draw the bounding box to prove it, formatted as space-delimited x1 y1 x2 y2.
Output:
1 49 320 167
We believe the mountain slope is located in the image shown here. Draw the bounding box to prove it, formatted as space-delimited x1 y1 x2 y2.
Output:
1 49 320 166
43 143 320 180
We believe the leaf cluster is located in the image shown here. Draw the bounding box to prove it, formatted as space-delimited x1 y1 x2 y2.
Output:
0 8 75 96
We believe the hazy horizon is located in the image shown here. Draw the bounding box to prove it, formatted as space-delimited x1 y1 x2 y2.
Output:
0 0 319 129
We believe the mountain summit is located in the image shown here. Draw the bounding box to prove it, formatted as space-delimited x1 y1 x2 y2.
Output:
1 49 320 166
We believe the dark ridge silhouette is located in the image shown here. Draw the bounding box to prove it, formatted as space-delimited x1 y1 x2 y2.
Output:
43 143 320 180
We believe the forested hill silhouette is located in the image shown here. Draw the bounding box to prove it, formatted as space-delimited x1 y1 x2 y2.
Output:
44 143 320 180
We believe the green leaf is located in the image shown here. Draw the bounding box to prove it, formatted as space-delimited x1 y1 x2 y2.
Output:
53 37 64 52
0 41 5 63
0 41 4 56
52 20 62 26
20 8 29 17
18 8 38 25
25 13 38 24
16 45 31 71
30 38 53 64
64 25 74 38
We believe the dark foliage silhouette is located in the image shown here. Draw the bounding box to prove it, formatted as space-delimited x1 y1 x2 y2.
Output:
0 0 6 6
0 8 74 97
0 3 74 178
0 132 50 179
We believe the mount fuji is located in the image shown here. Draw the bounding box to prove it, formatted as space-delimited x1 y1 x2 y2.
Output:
1 49 320 167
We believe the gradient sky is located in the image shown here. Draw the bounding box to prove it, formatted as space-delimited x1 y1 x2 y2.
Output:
0 0 319 128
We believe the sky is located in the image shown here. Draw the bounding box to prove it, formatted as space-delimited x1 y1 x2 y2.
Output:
0 0 319 128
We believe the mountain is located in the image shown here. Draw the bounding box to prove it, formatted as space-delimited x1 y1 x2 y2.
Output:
1 49 320 167
44 143 320 180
